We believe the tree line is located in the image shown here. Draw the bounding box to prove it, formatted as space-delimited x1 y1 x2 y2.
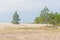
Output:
34 7 60 26
11 7 60 27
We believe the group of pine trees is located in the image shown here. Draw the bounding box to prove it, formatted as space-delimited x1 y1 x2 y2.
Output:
34 7 60 26
12 7 60 26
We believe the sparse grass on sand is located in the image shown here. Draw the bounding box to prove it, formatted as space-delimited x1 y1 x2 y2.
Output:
0 27 60 33
0 26 60 40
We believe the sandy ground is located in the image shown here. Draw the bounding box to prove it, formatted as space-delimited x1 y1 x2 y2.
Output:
0 23 59 40
0 23 52 28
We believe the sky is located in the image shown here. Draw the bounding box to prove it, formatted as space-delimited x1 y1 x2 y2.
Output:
0 0 60 23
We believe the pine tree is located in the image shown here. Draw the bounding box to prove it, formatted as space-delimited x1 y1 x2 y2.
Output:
34 7 49 24
11 11 20 24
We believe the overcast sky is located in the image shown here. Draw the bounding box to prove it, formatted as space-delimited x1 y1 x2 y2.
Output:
0 0 60 23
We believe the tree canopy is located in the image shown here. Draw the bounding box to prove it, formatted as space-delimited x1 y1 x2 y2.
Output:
34 7 60 26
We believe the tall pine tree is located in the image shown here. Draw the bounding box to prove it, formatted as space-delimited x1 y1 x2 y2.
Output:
11 11 20 24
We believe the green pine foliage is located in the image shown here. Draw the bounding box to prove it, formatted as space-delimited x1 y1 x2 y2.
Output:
11 11 20 24
34 7 60 26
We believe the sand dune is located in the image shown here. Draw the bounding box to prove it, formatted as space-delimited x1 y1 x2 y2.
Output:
0 23 59 40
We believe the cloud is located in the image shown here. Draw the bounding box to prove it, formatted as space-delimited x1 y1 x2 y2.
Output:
0 0 44 12
0 0 60 11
